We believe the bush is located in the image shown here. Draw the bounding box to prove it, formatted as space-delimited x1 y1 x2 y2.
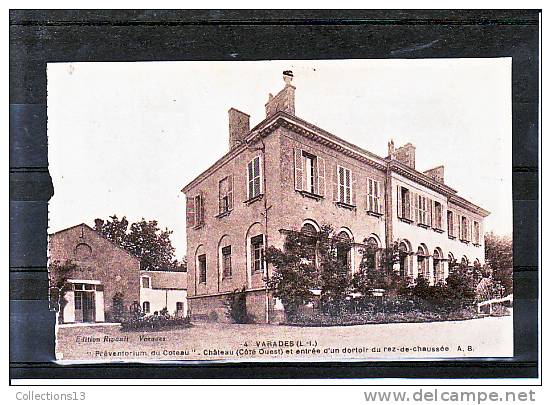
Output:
121 311 191 331
225 288 253 324
286 296 478 327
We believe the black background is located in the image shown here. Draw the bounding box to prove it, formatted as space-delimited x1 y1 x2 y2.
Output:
9 9 540 381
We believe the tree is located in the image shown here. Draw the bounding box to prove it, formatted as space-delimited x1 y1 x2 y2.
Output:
352 240 403 298
265 230 318 320
484 232 513 295
49 260 77 324
316 225 352 315
95 215 178 271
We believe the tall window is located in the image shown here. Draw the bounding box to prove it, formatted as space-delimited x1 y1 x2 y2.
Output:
461 216 469 240
198 254 207 283
398 186 411 220
141 276 151 289
194 193 205 227
398 242 410 278
433 249 444 284
218 176 233 214
251 234 265 273
301 223 318 263
367 178 381 214
176 302 184 312
294 149 326 196
221 245 232 278
304 153 317 194
338 166 352 204
416 195 428 225
336 231 352 271
447 210 454 236
247 156 262 199
417 245 429 280
142 301 150 314
187 193 205 228
434 202 443 229
365 237 379 270
473 221 480 244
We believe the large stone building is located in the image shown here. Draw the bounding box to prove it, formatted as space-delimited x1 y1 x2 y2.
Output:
182 72 490 323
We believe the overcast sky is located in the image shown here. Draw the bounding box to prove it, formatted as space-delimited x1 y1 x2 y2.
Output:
48 59 512 260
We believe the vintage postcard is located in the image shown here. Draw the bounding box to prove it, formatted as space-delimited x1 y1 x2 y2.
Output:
47 59 513 362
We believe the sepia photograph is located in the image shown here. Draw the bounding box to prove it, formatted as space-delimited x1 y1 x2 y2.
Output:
47 59 514 362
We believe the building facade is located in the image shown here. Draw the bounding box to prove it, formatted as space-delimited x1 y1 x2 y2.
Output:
140 270 188 317
182 73 490 323
49 223 141 323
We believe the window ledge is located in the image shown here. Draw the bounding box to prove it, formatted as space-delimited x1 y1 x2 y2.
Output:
298 190 324 201
473 243 481 247
222 276 232 280
460 239 471 245
448 235 456 240
417 223 430 229
216 210 232 219
193 223 205 230
243 194 264 205
366 210 383 218
335 201 356 211
433 227 445 233
399 217 413 224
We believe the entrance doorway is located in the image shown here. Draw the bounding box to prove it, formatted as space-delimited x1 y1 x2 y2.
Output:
74 290 96 323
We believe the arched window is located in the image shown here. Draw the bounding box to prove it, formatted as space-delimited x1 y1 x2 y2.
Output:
448 252 456 273
246 223 265 279
300 223 318 263
461 256 469 266
195 245 206 285
473 258 481 268
433 248 445 284
218 235 232 280
336 231 352 272
142 301 150 314
417 244 429 280
364 237 379 270
398 240 412 279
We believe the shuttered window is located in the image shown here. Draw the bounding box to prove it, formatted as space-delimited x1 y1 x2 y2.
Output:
294 148 326 196
247 156 262 199
337 165 352 204
398 186 411 220
367 178 381 214
187 193 205 228
219 176 233 214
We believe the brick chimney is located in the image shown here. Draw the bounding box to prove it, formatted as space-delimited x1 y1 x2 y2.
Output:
265 70 296 117
424 165 445 184
228 108 250 150
392 143 416 169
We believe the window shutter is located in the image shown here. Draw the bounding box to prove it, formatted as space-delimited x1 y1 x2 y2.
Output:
454 213 460 238
429 199 434 227
376 181 381 213
258 155 264 195
199 192 205 225
467 218 471 241
317 156 326 196
367 179 372 211
332 164 339 202
351 171 357 206
414 193 419 223
294 148 303 191
397 186 402 218
186 196 196 228
228 175 233 210
247 160 253 199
